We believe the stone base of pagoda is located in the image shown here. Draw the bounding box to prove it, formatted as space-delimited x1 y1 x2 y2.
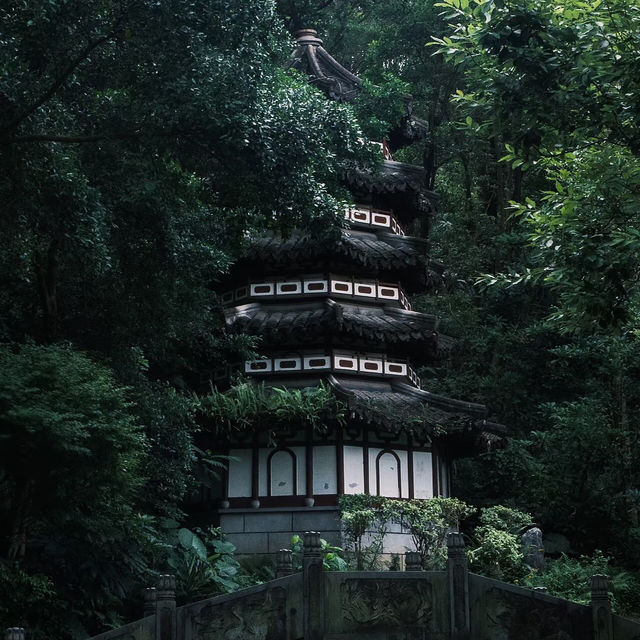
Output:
219 505 416 560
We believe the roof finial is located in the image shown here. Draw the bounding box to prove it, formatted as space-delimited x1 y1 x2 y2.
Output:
295 29 323 46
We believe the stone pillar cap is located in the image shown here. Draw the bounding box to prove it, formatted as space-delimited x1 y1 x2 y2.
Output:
447 531 466 548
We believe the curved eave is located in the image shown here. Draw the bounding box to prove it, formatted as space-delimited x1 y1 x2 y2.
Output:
343 159 432 196
247 229 428 267
332 375 506 455
224 299 448 355
290 30 362 101
289 31 429 153
386 115 428 153
235 373 506 453
326 375 497 442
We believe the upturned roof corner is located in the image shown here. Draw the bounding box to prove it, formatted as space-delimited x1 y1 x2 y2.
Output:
289 27 427 151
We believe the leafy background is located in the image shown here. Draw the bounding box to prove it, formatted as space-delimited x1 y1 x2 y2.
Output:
3 0 640 635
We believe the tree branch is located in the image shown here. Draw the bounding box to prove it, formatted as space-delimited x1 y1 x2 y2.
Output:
5 127 219 146
2 31 117 133
5 131 148 144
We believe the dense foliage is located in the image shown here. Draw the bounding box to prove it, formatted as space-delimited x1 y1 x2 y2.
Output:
3 0 640 633
202 381 346 436
0 0 367 635
305 0 640 618
339 494 472 570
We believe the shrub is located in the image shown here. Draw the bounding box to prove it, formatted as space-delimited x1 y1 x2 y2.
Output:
338 495 391 569
522 550 637 615
469 528 527 581
339 496 473 570
467 505 533 581
393 498 473 570
0 563 67 640
290 534 348 572
164 526 245 602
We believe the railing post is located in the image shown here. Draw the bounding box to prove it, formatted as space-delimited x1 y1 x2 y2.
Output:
5 629 25 640
276 548 294 578
155 574 176 640
447 532 470 640
303 531 324 640
591 574 613 640
405 551 422 571
144 586 157 618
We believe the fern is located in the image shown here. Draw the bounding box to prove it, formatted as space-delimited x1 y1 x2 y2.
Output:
201 381 346 436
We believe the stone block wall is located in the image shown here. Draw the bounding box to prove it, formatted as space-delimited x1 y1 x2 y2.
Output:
220 506 343 554
219 505 417 558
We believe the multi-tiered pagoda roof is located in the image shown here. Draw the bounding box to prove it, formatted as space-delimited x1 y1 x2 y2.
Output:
210 30 503 545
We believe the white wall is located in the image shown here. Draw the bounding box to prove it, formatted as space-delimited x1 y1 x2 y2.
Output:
228 444 435 500
413 451 433 499
378 451 400 497
313 445 337 494
270 449 295 496
367 448 409 498
259 446 306 496
228 448 252 497
343 445 365 494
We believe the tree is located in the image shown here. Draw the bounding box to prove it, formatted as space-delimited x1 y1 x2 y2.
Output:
0 1 373 632
0 0 367 362
427 0 640 569
0 343 155 633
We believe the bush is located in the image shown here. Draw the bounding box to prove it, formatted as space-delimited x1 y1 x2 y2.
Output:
522 551 636 615
290 534 348 572
469 528 527 582
338 495 392 570
164 526 245 602
468 506 533 582
338 496 473 570
393 498 473 570
0 563 67 640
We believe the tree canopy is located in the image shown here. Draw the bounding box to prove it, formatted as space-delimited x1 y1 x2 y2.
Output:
0 0 368 633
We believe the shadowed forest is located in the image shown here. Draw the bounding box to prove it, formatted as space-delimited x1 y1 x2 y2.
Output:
2 0 640 636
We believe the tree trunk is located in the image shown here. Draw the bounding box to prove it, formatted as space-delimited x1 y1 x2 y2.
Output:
35 240 59 342
7 480 34 560
459 152 473 214
423 137 437 191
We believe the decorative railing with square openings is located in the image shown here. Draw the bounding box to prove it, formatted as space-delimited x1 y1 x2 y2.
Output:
239 350 420 388
344 205 405 235
221 275 411 310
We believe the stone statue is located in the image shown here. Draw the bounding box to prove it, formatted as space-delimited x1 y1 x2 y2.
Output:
522 527 545 571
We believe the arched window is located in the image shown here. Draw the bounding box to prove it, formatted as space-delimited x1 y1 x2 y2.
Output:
376 450 401 498
267 448 297 496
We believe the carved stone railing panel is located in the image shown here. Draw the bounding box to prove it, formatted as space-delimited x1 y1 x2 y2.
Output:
87 616 155 640
323 571 449 640
81 563 640 640
612 613 640 640
177 574 302 640
469 574 592 640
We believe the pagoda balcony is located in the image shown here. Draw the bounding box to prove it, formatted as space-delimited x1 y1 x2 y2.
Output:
241 350 421 388
344 204 405 235
221 274 411 310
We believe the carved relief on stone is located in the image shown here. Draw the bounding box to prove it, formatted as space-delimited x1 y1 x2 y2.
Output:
340 578 432 630
484 587 588 640
191 587 287 640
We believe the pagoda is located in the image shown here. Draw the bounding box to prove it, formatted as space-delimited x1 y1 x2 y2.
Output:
209 30 504 555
